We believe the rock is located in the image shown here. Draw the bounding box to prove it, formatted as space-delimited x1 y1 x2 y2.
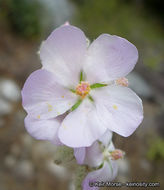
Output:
4 155 17 168
10 144 21 157
127 72 153 99
0 99 12 115
69 181 75 190
14 160 34 179
0 78 21 102
46 161 70 180
20 134 34 149
32 141 57 162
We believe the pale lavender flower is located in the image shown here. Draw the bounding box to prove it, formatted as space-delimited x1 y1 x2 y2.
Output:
21 24 143 147
74 132 123 190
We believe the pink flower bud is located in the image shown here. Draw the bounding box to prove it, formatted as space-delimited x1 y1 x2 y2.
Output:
110 149 124 160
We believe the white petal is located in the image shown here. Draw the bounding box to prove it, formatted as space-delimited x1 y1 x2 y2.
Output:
74 147 86 165
99 130 113 147
84 34 138 83
40 25 87 87
84 141 103 167
107 141 115 152
24 114 61 144
22 69 77 120
58 99 107 148
74 135 113 167
91 85 143 137
82 161 118 190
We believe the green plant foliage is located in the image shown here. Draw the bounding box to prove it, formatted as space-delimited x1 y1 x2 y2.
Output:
74 166 88 190
147 139 164 162
54 146 74 166
144 56 161 71
71 0 163 40
0 0 43 39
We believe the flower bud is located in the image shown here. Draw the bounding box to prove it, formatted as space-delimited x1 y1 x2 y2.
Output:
110 149 125 160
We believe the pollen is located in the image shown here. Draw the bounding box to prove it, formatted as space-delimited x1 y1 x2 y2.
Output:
113 105 118 110
47 103 53 112
76 81 90 99
116 77 128 87
37 115 41 119
63 124 67 130
61 95 64 98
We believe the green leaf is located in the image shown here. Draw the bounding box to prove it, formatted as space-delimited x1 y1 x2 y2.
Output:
79 71 83 82
90 83 107 89
71 99 82 111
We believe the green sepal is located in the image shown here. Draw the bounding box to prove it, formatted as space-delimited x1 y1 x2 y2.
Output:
71 99 82 111
90 83 107 89
88 95 94 102
96 162 104 170
70 88 76 93
79 71 84 82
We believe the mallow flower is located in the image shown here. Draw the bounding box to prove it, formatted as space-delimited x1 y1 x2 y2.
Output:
21 24 143 148
74 132 124 190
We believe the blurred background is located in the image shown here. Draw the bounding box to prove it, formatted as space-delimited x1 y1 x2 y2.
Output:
0 0 164 189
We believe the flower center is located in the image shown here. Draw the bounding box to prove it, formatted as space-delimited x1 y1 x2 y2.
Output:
76 81 90 99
